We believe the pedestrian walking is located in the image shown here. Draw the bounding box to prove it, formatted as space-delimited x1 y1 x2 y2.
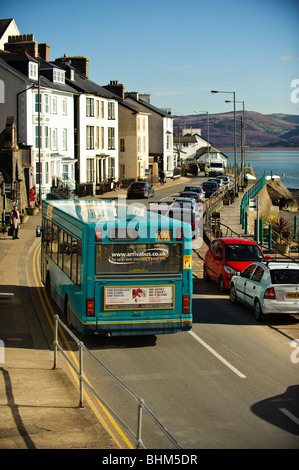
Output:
29 186 36 207
159 170 165 185
9 204 20 239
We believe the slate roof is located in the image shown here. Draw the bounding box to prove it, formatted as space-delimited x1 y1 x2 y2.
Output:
125 93 173 118
0 52 79 94
53 63 120 100
0 19 13 38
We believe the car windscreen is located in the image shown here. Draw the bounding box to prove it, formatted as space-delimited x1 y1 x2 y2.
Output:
270 269 299 284
96 243 182 274
210 163 223 167
131 182 146 188
224 244 264 261
184 187 201 192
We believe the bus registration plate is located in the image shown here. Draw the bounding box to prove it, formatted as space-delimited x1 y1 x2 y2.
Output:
158 230 171 241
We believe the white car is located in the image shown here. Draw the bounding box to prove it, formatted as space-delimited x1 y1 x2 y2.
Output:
229 261 299 321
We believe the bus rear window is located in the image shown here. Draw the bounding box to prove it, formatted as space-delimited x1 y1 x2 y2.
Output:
96 243 182 274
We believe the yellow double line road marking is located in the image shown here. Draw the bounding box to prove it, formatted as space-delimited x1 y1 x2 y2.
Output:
32 243 133 449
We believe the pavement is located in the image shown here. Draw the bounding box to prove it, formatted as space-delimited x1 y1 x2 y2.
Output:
0 176 192 450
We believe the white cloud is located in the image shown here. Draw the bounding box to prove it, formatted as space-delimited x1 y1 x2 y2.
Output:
281 54 299 61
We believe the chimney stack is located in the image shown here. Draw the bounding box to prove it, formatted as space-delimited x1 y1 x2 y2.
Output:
55 55 89 78
103 80 125 99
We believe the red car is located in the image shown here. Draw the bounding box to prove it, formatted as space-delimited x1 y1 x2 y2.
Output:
203 237 269 292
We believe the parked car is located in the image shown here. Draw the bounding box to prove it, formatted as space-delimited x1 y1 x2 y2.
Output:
127 181 155 199
176 191 203 203
208 177 225 188
203 237 269 292
202 180 220 198
229 261 299 321
182 185 205 201
216 175 231 185
166 205 200 238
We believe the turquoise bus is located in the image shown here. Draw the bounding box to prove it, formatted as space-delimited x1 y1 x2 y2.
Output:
40 199 193 336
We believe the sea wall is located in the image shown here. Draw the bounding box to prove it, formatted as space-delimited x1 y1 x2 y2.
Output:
247 177 298 235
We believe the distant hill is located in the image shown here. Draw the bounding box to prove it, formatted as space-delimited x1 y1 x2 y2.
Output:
173 111 299 149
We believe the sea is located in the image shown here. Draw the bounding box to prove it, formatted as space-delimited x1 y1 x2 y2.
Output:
225 150 299 190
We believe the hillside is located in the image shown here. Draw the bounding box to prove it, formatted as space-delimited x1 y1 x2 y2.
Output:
173 111 299 149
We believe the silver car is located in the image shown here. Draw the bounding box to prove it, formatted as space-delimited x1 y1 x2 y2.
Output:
229 261 299 321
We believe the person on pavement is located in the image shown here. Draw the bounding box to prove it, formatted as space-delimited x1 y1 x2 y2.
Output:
10 204 20 239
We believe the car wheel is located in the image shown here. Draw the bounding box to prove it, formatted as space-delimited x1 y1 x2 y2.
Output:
203 264 210 281
254 300 264 322
219 276 225 293
229 284 237 303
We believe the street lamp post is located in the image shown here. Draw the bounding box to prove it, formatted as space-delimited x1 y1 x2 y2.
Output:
226 100 245 187
211 90 237 191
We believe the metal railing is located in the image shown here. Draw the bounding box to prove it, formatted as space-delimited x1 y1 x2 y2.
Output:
259 223 299 260
52 314 182 449
240 172 266 228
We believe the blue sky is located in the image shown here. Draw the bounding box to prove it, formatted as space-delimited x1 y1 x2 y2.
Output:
2 0 299 116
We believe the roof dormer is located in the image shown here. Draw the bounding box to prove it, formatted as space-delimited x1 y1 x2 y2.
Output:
53 68 65 84
28 61 38 80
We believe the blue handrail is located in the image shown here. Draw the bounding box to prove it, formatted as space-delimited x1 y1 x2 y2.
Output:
240 172 266 228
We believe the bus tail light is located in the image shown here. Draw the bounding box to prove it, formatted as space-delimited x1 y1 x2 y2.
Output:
182 295 190 314
176 228 183 241
86 298 95 316
95 228 102 242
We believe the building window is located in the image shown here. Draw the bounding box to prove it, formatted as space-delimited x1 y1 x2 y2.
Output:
35 126 42 148
137 136 141 154
63 129 67 151
86 98 94 117
62 164 68 181
120 138 125 152
53 128 58 151
108 157 115 178
100 127 104 149
86 158 94 182
53 69 65 84
95 126 99 149
44 126 49 149
120 164 125 178
44 94 50 114
62 98 67 115
45 162 49 185
86 126 94 150
108 102 115 120
52 96 57 114
108 127 115 149
35 93 41 113
36 162 42 184
29 62 38 80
